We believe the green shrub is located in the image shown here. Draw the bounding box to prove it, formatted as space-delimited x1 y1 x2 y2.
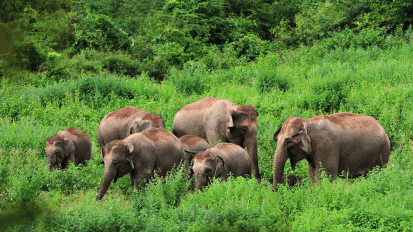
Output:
233 33 271 61
169 62 210 96
72 13 131 51
102 52 141 77
256 68 289 93
299 78 349 112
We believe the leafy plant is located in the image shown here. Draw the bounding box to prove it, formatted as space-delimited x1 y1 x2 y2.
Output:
169 62 210 96
256 68 290 93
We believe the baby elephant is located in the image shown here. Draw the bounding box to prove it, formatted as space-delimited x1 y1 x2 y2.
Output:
282 174 302 187
45 127 92 172
179 135 211 170
193 142 251 191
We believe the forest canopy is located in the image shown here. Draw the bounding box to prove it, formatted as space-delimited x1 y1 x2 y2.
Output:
1 0 413 82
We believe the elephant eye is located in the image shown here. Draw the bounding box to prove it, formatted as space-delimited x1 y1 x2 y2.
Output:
205 169 211 173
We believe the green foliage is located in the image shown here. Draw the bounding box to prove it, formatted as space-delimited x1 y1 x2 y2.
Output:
256 68 290 93
72 13 131 51
301 78 349 112
169 62 210 96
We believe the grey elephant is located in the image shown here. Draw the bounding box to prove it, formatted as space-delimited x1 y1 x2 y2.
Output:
272 112 390 191
96 128 186 200
282 174 302 187
179 135 211 171
45 127 92 172
173 97 260 181
97 106 165 163
193 142 251 191
268 174 302 187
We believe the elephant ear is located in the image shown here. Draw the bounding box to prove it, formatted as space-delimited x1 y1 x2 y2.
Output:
273 127 282 142
129 120 140 135
126 143 135 169
297 123 312 155
138 119 152 132
101 146 106 163
227 108 235 128
214 156 226 177
63 138 75 163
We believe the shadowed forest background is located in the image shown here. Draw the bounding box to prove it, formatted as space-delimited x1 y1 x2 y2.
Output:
1 0 413 231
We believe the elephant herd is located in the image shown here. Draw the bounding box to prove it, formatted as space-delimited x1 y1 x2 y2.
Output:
45 97 391 200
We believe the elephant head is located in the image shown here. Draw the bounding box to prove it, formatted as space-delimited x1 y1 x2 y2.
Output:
226 105 259 180
96 141 135 200
273 117 312 191
129 114 165 135
45 135 75 172
193 152 226 191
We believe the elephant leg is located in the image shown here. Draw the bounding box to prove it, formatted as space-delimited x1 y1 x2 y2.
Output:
314 154 339 182
308 163 317 183
134 167 154 189
129 173 134 186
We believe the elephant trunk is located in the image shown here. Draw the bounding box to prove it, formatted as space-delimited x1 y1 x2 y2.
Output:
195 173 207 191
96 162 116 200
47 155 56 172
245 135 260 182
273 144 288 191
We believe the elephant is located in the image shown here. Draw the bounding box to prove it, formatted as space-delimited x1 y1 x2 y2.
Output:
96 128 186 200
272 112 391 191
193 142 251 191
45 127 92 172
172 97 260 181
179 135 211 171
97 106 165 163
282 174 302 187
268 175 302 187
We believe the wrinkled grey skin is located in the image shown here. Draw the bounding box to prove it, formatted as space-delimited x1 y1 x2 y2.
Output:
97 106 165 163
96 128 186 201
173 97 260 182
45 127 92 172
273 112 390 191
179 135 211 171
193 142 251 191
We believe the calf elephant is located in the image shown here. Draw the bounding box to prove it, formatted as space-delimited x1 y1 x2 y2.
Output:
97 106 165 163
179 135 211 171
193 142 251 191
173 97 260 181
45 127 91 172
272 112 390 191
282 174 302 187
96 128 186 200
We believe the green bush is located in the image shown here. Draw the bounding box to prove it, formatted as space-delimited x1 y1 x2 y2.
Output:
256 68 290 93
299 78 349 112
169 62 210 96
72 13 131 51
102 52 141 77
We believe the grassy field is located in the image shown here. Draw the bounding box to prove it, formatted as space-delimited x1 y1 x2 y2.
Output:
1 40 413 231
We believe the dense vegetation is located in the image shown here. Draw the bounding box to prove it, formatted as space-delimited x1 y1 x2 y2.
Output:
1 0 413 231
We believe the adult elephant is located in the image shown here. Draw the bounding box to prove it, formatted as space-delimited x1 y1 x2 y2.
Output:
97 106 165 163
96 128 186 200
272 112 390 191
193 142 251 191
172 97 260 181
45 127 92 172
